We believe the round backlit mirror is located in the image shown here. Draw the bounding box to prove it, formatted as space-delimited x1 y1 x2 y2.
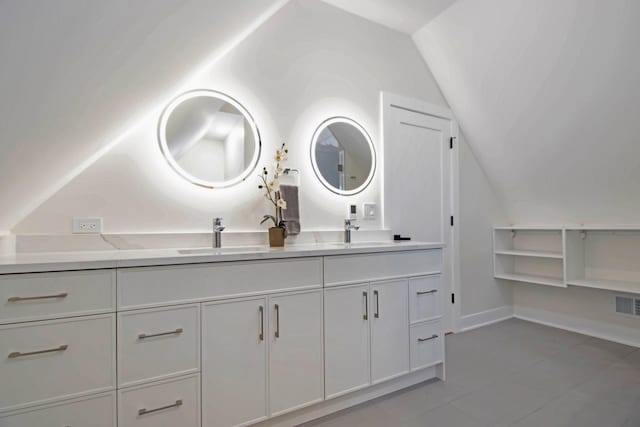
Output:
158 89 261 188
310 117 376 195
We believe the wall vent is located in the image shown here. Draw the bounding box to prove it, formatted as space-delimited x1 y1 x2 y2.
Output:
615 295 640 317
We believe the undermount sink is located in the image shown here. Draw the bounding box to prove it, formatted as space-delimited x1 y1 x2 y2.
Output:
178 246 267 255
327 241 394 247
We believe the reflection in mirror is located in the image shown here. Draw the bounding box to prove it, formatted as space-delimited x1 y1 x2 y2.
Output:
311 117 375 195
158 90 261 188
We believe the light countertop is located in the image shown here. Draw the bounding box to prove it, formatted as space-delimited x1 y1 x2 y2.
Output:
0 241 444 274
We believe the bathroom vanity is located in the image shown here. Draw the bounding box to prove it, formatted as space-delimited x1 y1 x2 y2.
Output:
0 242 445 427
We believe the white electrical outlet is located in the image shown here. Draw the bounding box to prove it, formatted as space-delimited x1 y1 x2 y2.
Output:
72 218 103 234
363 203 377 219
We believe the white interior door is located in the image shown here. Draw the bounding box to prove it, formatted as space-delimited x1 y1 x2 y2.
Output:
383 93 458 333
324 284 371 398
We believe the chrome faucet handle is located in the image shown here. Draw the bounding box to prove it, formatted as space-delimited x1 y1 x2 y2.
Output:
213 217 225 231
344 219 360 230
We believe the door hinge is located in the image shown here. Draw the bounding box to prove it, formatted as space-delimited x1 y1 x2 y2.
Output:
450 216 454 227
451 293 455 304
450 136 456 149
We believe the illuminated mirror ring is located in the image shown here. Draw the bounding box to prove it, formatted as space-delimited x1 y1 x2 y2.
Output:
158 89 261 189
310 116 376 196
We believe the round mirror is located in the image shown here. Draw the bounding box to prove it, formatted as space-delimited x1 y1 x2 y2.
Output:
158 89 261 188
310 117 376 195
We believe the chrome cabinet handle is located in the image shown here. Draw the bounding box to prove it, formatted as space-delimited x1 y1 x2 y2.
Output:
374 290 379 318
8 293 68 302
138 399 183 416
138 328 183 340
8 344 68 359
363 291 368 320
274 304 280 338
259 306 264 341
417 289 438 295
418 334 439 342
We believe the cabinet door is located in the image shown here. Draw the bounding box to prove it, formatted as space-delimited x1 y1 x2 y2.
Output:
324 284 370 399
202 297 267 427
370 279 410 383
269 290 323 416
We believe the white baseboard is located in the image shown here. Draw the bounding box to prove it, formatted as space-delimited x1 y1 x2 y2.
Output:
459 305 514 332
514 306 640 348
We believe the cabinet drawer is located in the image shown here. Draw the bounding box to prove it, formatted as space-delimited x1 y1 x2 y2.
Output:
118 375 200 427
410 321 443 371
118 305 200 388
409 275 442 323
0 269 115 324
0 314 116 412
0 392 116 427
324 250 442 287
118 258 323 309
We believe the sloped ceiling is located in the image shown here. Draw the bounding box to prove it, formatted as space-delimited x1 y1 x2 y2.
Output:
0 0 287 231
415 0 640 223
321 0 457 34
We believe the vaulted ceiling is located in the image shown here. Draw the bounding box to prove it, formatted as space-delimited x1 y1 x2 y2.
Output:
321 0 457 34
0 0 287 231
414 0 640 223
3 0 640 232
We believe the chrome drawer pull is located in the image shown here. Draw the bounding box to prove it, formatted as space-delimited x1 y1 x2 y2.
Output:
373 290 379 318
138 399 183 416
416 289 438 296
259 305 264 341
363 291 368 320
138 328 183 340
8 293 68 302
8 344 68 358
418 334 439 342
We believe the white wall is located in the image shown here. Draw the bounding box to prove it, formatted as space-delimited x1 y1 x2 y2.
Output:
414 0 640 334
14 0 447 235
459 134 512 317
414 0 640 224
0 0 289 232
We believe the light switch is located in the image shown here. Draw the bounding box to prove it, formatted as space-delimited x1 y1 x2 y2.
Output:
363 203 376 220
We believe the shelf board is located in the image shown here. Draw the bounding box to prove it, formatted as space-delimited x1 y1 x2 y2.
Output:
568 278 640 294
494 250 564 259
495 273 565 287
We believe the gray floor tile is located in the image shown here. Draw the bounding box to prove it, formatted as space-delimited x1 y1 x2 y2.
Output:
449 379 552 426
400 403 487 427
297 319 640 427
511 389 633 427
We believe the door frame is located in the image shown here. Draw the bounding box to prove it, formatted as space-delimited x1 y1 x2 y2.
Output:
380 92 461 333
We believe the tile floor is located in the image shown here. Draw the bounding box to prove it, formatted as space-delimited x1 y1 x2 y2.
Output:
300 318 640 427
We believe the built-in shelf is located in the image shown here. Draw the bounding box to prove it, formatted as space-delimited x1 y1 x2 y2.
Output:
494 250 563 259
494 225 640 294
495 273 565 288
493 227 565 287
568 278 640 294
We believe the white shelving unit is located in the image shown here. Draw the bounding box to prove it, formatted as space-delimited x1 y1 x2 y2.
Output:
494 226 640 295
493 227 566 288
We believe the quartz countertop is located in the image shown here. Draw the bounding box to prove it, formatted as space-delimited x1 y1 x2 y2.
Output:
0 241 444 274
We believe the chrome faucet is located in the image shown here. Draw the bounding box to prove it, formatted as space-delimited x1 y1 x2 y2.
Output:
213 217 225 248
344 219 360 244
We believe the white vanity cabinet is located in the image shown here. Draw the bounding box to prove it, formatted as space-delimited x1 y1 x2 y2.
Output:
370 279 410 383
0 245 444 427
202 296 269 427
268 290 324 416
324 250 444 405
202 290 324 426
324 283 371 398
